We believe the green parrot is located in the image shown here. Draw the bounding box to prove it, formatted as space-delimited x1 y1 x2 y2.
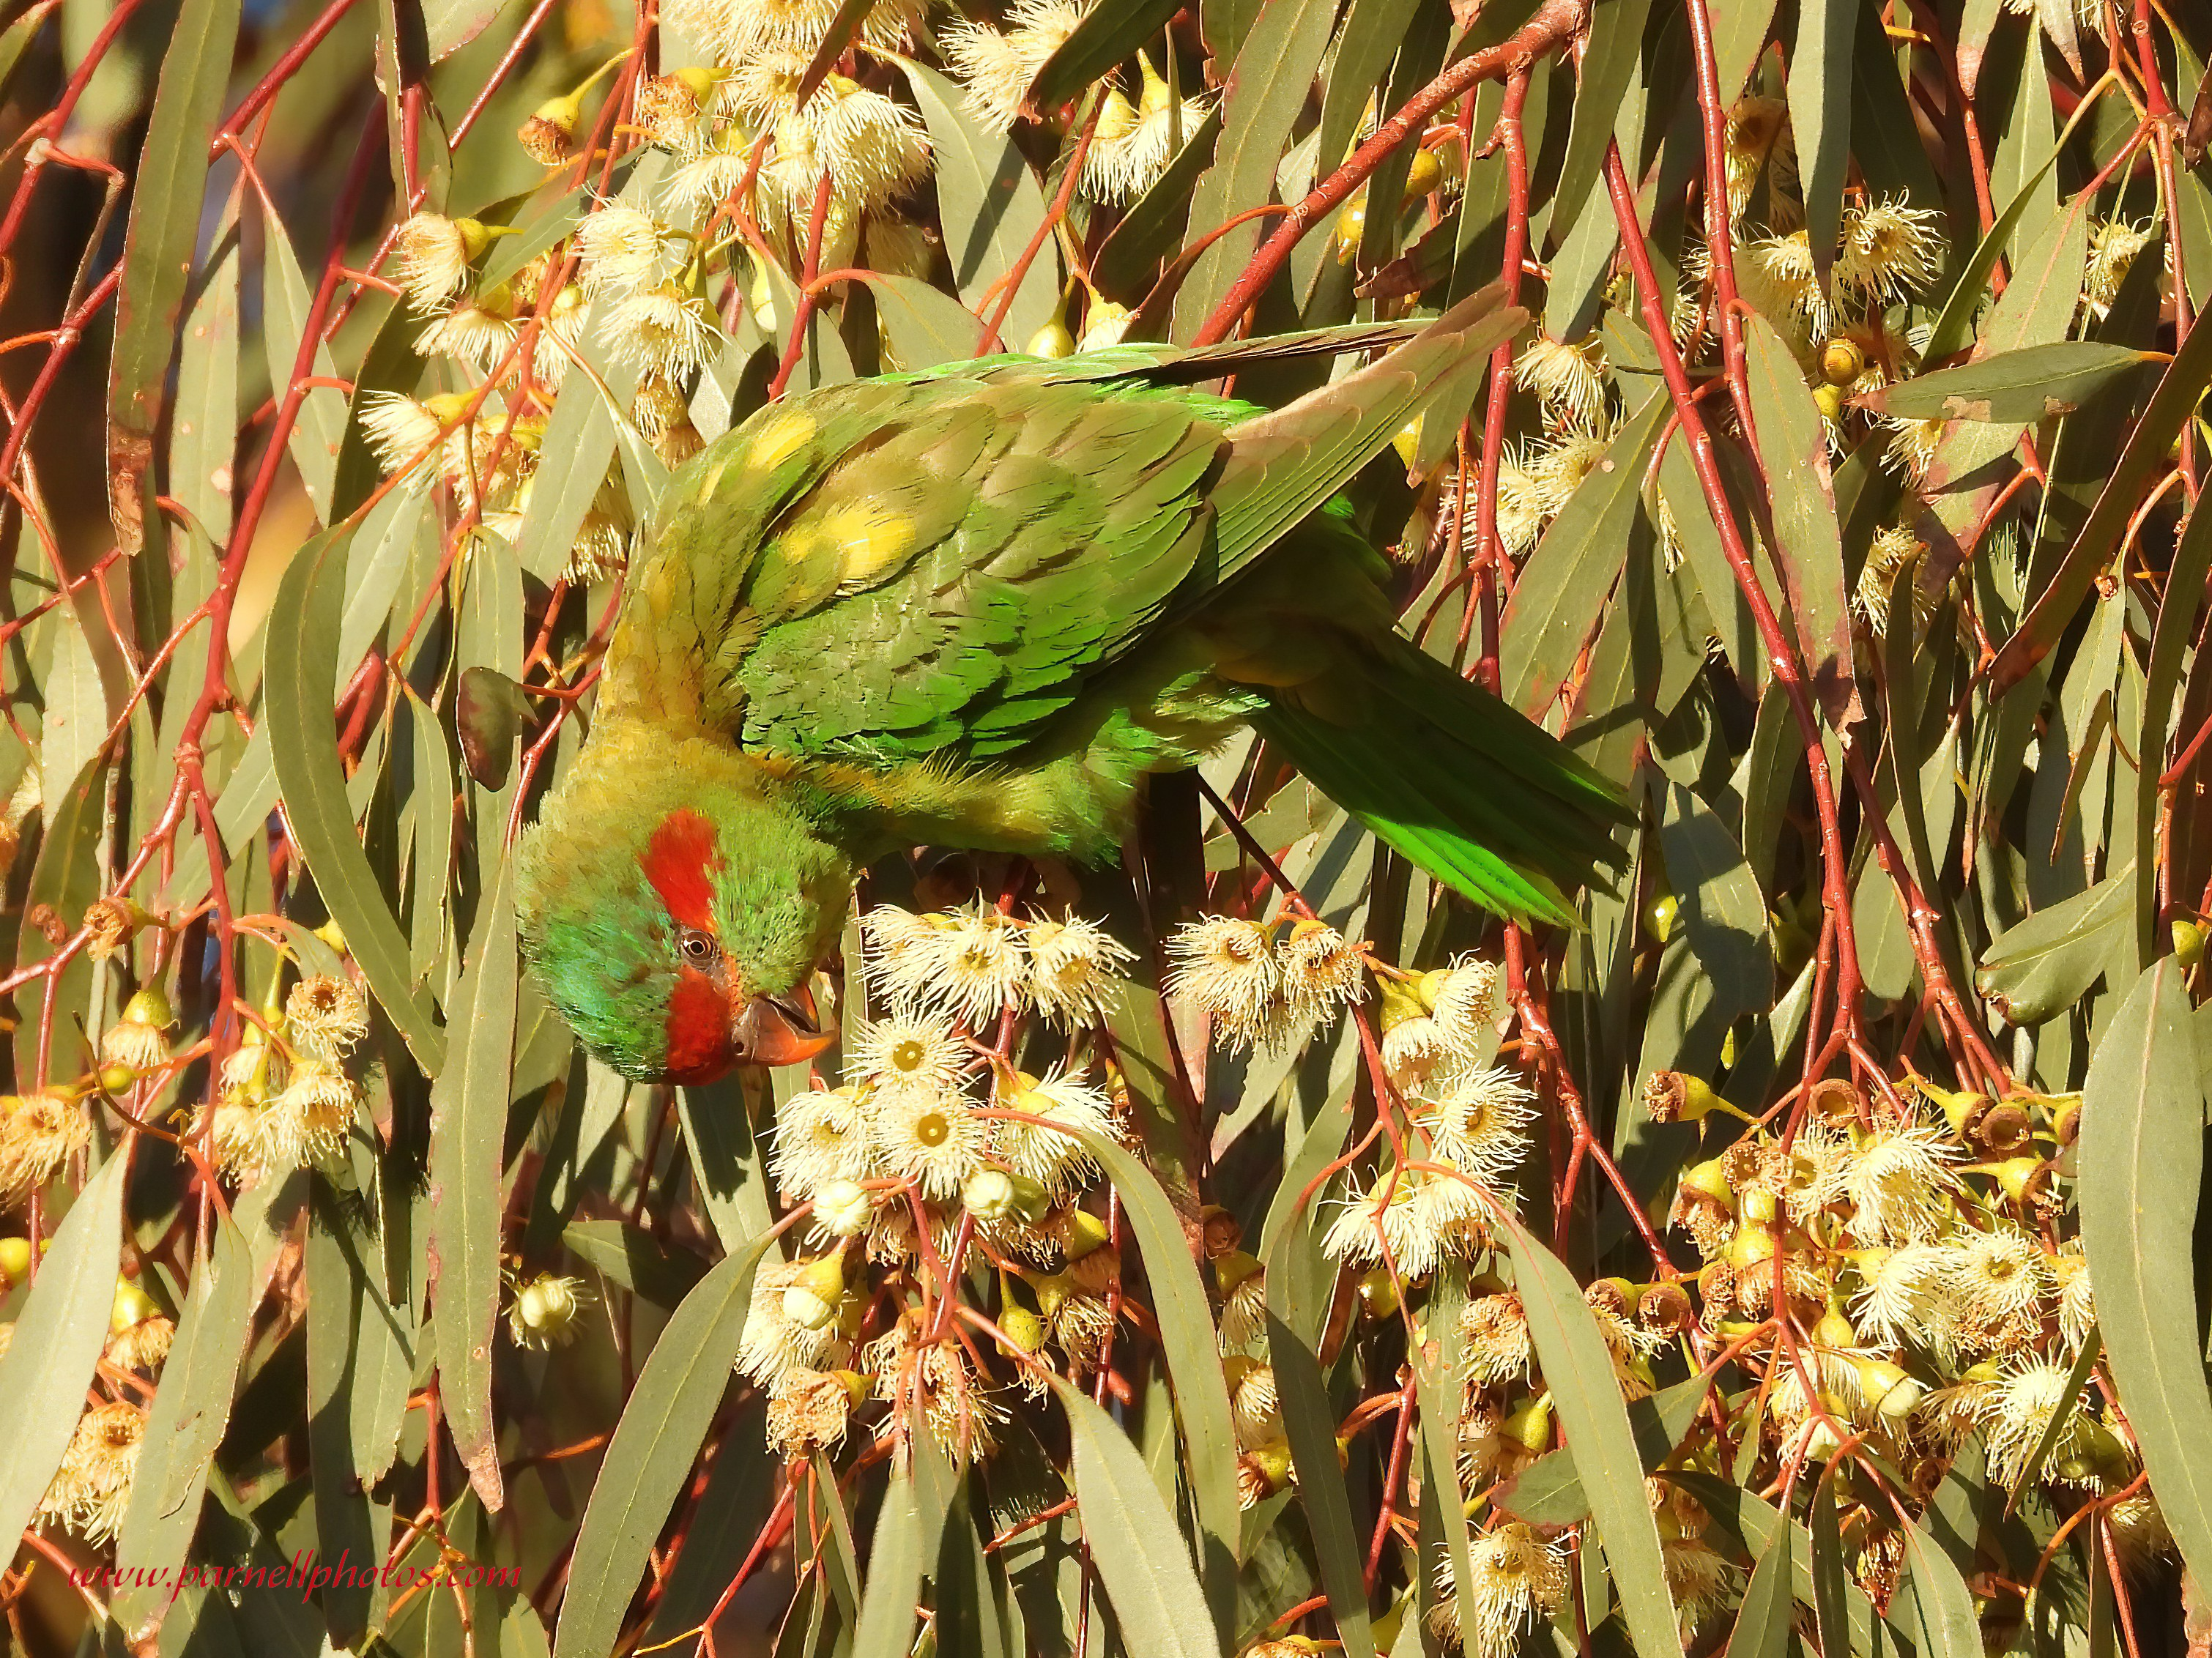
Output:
516 288 1627 1084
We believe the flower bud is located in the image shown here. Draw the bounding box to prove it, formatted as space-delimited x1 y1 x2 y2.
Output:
1058 1207 1112 1261
1214 1248 1262 1294
1680 1156 1735 1209
1503 1394 1554 1453
782 1255 849 1332
0 1235 31 1285
998 1298 1046 1353
1356 1266 1399 1320
1988 1156 2052 1208
1812 382 1847 423
1726 1223 1777 1274
1403 146 1444 199
1076 297 1133 352
122 986 174 1030
1811 1306 1856 1350
1852 1358 1923 1421
1025 318 1075 358
1644 893 1678 940
1333 193 1367 265
814 1178 875 1238
1820 338 1866 384
2173 915 2205 969
111 1279 158 1332
1740 1186 1780 1225
962 1168 1020 1221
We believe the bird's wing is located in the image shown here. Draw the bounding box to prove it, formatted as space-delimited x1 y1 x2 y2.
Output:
715 373 1240 764
609 287 1523 768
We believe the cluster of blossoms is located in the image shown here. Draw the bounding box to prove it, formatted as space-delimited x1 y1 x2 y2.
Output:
1644 1071 2171 1585
187 973 373 1185
732 902 1138 1463
1163 912 1368 1052
942 2 1209 209
364 0 1229 585
21 1277 175 1545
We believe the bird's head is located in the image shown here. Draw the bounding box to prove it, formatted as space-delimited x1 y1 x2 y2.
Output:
517 734 854 1084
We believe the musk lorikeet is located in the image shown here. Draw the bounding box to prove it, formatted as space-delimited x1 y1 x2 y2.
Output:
517 287 1628 1084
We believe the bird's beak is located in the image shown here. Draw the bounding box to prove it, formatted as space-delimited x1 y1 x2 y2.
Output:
729 978 834 1067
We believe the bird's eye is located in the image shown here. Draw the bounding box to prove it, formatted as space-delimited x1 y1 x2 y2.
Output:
676 927 718 964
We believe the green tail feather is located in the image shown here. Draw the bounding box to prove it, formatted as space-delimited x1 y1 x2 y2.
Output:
1253 639 1629 928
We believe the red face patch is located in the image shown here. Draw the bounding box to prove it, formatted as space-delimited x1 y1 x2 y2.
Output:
641 808 720 933
642 809 730 1080
663 967 735 1084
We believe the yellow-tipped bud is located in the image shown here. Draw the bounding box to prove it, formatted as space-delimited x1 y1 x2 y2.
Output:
1058 1208 1112 1261
519 92 584 163
122 987 174 1030
1376 973 1429 1032
1644 893 1678 940
1357 1266 1400 1320
1403 146 1444 199
1726 1224 1778 1273
1214 1248 1262 1294
1503 1394 1554 1453
1680 1156 1735 1209
1390 415 1425 473
1025 318 1075 358
1986 1156 2052 1207
111 1279 158 1332
1741 1186 1779 1224
1852 1358 1923 1421
814 1178 875 1238
2173 915 2206 969
0 1236 31 1285
1820 338 1866 384
998 1299 1045 1353
97 1066 136 1095
1811 1305 1856 1350
1813 382 1846 422
1334 193 1367 264
781 1255 849 1332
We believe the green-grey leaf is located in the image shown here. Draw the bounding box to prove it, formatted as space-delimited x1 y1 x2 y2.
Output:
1055 1380 1222 1658
428 856 518 1509
1501 1216 1683 1658
1893 1514 1985 1658
1067 1125 1240 1611
1729 1520 1795 1658
1975 868 2133 1025
552 1233 781 1658
1742 310 1857 726
105 0 240 552
264 527 446 1070
0 1152 130 1553
1025 0 1182 116
851 1454 928 1657
1862 342 2161 423
1552 0 1656 240
2078 960 2212 1589
1501 387 1669 717
899 58 1056 344
115 1176 302 1641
